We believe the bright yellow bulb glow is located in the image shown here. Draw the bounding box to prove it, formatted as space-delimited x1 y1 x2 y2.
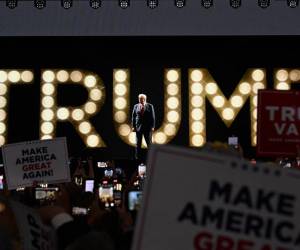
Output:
42 83 55 95
191 108 203 120
253 136 257 145
114 84 127 96
0 123 5 134
191 83 203 95
230 95 243 108
114 97 127 110
56 70 69 82
212 95 225 108
41 122 54 134
0 97 7 108
276 82 290 90
0 84 7 95
41 109 54 121
72 109 84 121
252 96 258 107
253 108 257 119
90 89 102 101
167 97 179 109
166 70 179 82
190 70 203 82
41 135 52 140
42 96 54 108
57 108 70 120
289 70 300 82
115 70 127 82
70 71 83 82
84 102 97 114
42 71 55 82
167 111 179 123
114 111 127 123
205 82 217 95
239 82 251 95
21 71 34 82
191 96 203 107
222 108 234 120
0 135 5 145
8 71 21 83
192 135 204 147
164 124 176 136
0 109 6 121
252 82 265 94
251 69 264 82
119 124 131 136
167 83 179 96
87 135 100 147
154 132 167 144
129 132 136 144
79 122 91 134
276 69 289 81
84 75 97 88
253 122 257 132
0 71 8 82
192 121 204 133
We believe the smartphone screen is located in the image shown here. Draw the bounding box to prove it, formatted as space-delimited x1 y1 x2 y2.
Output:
138 164 146 177
128 191 143 211
99 186 114 202
97 162 107 168
35 187 59 201
0 175 4 190
85 179 94 192
228 136 238 146
72 207 88 215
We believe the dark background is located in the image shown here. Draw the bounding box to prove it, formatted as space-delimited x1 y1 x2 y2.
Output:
1 36 299 160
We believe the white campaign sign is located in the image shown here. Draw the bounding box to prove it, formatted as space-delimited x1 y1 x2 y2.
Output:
132 145 300 250
10 200 56 250
2 137 70 190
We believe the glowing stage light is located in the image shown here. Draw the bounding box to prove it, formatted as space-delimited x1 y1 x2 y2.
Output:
212 95 225 108
84 75 97 88
71 109 84 121
70 71 83 82
230 95 243 108
21 71 34 82
90 89 102 101
42 71 55 82
276 82 289 90
79 122 91 134
8 71 20 83
0 71 8 82
84 102 97 114
222 108 234 120
114 70 127 82
276 69 289 81
166 70 179 82
56 70 69 82
42 83 55 95
87 135 100 147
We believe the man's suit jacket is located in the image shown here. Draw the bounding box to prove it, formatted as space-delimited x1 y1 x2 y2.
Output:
132 103 155 132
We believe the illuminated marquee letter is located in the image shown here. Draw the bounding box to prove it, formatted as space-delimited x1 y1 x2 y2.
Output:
189 68 266 147
40 70 106 147
0 70 34 146
274 68 300 90
113 69 181 146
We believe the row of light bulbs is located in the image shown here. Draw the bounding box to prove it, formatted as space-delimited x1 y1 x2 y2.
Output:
4 0 299 9
0 68 300 148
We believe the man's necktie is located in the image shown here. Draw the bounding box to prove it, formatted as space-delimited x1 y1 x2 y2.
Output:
141 104 145 115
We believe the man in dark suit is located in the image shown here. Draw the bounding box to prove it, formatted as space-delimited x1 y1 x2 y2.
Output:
131 94 155 161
